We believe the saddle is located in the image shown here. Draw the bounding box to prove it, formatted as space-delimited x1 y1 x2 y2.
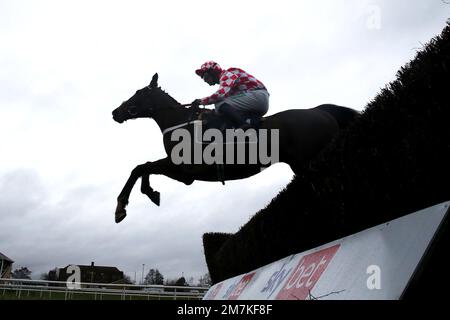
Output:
194 108 263 132
187 108 265 186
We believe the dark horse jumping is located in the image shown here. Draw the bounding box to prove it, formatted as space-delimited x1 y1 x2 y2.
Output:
112 73 359 223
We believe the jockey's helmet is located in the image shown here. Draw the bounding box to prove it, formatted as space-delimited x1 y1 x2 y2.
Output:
195 61 223 78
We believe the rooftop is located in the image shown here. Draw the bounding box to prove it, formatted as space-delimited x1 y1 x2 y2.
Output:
0 252 14 263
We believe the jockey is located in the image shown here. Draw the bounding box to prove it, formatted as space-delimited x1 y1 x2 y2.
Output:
192 61 270 129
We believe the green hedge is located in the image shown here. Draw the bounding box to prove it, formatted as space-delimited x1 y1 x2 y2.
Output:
203 21 450 284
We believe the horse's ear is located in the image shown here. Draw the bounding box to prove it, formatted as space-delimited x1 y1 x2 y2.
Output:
150 73 159 88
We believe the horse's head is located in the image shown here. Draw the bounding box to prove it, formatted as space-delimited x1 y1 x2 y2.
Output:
112 73 161 123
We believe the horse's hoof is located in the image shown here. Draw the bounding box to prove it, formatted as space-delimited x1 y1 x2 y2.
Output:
115 210 127 224
150 191 160 206
115 200 127 223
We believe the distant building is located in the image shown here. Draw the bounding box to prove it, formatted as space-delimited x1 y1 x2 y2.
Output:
49 262 126 284
0 252 14 278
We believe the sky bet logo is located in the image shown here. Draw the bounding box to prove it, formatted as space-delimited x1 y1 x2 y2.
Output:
275 245 340 300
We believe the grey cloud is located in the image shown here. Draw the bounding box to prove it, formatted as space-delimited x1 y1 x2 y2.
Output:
0 166 291 281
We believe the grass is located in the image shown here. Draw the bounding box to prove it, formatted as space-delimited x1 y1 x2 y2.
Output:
0 288 202 300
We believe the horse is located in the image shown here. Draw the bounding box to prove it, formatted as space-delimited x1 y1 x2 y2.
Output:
112 73 359 223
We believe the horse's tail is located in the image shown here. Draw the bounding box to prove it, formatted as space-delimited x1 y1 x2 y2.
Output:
317 104 360 129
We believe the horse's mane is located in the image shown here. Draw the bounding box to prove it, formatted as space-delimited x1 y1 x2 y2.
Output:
156 87 183 109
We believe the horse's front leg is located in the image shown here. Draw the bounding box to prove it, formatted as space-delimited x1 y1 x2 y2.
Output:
140 173 160 206
115 158 192 223
140 162 195 205
115 160 164 223
115 163 146 223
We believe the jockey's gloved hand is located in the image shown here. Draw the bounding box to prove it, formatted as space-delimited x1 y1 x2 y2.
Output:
191 99 201 109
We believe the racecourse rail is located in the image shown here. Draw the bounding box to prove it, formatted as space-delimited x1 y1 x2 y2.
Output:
0 278 209 300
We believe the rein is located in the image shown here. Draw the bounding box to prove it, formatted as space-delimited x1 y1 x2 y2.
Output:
143 86 227 185
162 120 202 136
145 85 200 134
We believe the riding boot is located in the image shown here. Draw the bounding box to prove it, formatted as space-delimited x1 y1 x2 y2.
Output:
220 104 250 129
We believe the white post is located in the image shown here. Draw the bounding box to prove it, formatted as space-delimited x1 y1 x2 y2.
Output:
0 259 4 278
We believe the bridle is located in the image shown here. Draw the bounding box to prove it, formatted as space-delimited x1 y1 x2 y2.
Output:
125 85 196 121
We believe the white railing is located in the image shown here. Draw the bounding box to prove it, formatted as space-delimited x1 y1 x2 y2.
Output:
0 278 210 300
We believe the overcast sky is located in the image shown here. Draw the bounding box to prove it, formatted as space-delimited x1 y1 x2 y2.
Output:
0 0 448 283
